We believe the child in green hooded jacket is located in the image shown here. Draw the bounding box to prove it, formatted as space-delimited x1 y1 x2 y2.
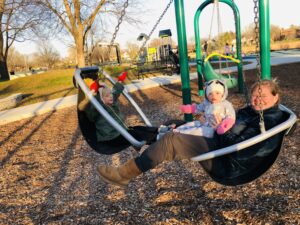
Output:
80 72 158 154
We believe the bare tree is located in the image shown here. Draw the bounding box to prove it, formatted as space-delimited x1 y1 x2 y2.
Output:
39 0 144 68
188 36 195 51
270 24 282 42
149 38 161 48
66 45 77 66
6 46 17 71
6 46 29 72
125 41 139 61
242 23 255 45
216 31 235 51
36 40 60 69
0 0 47 80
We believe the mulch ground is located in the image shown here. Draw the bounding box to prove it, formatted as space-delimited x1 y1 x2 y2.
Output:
0 63 299 225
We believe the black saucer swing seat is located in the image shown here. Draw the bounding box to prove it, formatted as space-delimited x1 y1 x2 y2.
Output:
77 91 127 155
191 106 297 186
74 67 151 155
76 69 121 154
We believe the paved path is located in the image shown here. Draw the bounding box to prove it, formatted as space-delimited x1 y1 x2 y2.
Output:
0 50 299 125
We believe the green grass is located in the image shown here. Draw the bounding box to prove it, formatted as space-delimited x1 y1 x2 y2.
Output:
0 68 77 107
0 66 163 108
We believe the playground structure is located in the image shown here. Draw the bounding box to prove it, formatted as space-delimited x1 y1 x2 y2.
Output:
158 29 173 62
135 29 180 79
137 29 174 63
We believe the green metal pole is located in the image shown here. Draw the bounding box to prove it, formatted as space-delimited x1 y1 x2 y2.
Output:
174 0 192 121
259 0 271 79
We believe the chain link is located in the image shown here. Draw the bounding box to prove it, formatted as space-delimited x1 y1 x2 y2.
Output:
253 0 265 132
108 0 129 56
135 0 174 60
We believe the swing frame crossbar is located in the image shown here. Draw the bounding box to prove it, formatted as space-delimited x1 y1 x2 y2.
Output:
191 104 297 162
74 67 152 148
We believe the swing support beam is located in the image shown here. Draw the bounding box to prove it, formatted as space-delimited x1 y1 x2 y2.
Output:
174 0 271 121
174 0 193 121
259 0 271 79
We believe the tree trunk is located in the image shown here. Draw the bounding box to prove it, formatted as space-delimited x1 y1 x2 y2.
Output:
0 57 10 81
0 12 10 81
75 34 85 67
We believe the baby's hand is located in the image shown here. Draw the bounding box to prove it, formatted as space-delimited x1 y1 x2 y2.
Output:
195 113 206 124
210 113 222 128
180 103 196 114
217 118 235 134
213 113 222 125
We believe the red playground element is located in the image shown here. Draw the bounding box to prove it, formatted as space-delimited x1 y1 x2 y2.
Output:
90 81 99 93
118 71 127 82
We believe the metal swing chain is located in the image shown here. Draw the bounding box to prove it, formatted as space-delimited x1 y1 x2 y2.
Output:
108 0 129 56
253 0 266 133
211 0 227 74
208 1 215 42
215 0 224 74
135 0 174 60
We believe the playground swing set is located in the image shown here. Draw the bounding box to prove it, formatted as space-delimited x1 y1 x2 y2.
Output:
73 0 297 186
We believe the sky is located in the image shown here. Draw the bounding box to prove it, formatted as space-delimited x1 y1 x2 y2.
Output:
14 0 300 58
